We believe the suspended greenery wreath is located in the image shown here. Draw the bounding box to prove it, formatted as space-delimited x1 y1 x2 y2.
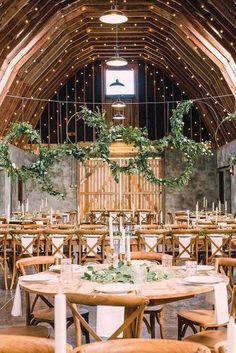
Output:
0 101 212 197
215 111 236 167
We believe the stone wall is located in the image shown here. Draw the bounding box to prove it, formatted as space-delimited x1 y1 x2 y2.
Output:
164 150 218 216
217 139 236 214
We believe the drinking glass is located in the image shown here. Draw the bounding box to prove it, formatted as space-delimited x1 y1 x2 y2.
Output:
162 254 173 268
133 265 146 295
60 258 73 284
185 260 197 275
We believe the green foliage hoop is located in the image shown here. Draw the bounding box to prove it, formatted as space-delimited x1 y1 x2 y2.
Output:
0 101 212 197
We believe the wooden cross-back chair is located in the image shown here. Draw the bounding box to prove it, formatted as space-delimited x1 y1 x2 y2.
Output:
77 230 107 264
10 229 43 288
130 251 164 339
137 231 167 253
177 258 236 340
16 256 89 341
205 232 232 264
0 230 11 289
17 256 90 341
44 229 75 259
171 233 199 264
90 211 105 224
74 338 211 353
67 292 149 346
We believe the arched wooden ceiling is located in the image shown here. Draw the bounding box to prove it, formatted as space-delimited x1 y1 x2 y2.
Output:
0 0 235 145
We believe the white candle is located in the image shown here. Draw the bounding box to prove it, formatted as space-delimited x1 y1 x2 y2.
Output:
160 210 163 225
22 203 25 217
41 198 44 209
132 203 135 218
187 210 190 228
205 198 207 211
77 206 80 225
196 202 199 221
26 198 29 212
39 204 42 213
203 196 206 209
225 200 228 215
227 316 236 353
215 207 218 224
121 229 126 254
50 208 53 224
54 293 67 353
119 216 123 233
109 215 114 249
45 197 48 208
126 235 131 262
212 202 215 212
7 203 10 223
219 200 221 214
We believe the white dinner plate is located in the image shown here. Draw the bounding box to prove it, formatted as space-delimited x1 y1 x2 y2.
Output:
197 265 214 272
183 275 224 285
49 264 82 272
21 274 52 283
95 283 136 294
131 260 152 266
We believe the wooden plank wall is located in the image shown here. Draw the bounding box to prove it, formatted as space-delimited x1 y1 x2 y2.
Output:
77 157 163 221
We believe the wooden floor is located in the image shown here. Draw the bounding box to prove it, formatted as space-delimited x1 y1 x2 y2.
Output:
0 277 209 345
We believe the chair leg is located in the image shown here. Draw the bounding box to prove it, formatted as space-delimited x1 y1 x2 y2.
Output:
156 311 164 339
81 312 90 343
149 313 156 338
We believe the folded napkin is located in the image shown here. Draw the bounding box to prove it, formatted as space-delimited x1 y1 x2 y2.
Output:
214 282 229 324
176 234 191 258
96 306 124 338
11 278 23 316
210 234 223 255
50 235 66 258
21 235 34 254
84 236 99 255
144 235 163 252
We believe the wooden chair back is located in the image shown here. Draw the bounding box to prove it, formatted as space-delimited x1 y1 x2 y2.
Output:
0 335 73 353
16 256 57 275
44 229 75 259
74 338 211 353
0 230 10 289
67 293 149 346
171 234 199 264
77 230 107 264
131 251 162 262
215 257 236 295
138 233 166 253
205 232 232 264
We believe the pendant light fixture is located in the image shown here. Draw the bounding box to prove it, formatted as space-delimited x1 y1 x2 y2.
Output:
110 79 125 87
113 112 125 120
99 0 128 24
112 98 126 108
106 25 128 67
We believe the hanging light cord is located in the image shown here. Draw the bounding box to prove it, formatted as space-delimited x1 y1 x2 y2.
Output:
5 93 234 109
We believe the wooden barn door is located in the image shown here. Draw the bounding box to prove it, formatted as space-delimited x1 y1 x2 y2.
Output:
77 157 163 222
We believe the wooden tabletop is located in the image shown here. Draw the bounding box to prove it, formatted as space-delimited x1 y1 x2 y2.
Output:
19 266 228 306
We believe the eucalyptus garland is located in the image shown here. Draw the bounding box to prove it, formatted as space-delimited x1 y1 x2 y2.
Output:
215 111 236 167
0 101 212 197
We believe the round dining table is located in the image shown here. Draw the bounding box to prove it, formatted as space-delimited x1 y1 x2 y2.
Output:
19 264 228 325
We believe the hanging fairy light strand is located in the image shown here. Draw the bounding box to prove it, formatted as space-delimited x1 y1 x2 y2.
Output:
5 93 234 111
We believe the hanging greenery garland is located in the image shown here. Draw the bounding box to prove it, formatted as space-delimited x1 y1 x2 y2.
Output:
215 111 236 167
0 101 212 197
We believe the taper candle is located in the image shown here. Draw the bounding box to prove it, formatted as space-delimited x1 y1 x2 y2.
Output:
54 293 67 353
109 215 114 249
